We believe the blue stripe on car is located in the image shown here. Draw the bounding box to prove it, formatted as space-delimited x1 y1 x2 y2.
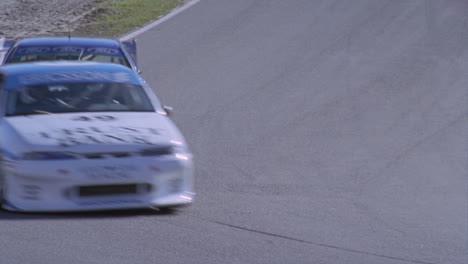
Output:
0 149 19 161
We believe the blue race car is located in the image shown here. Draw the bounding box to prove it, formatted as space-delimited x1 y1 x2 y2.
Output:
1 37 140 73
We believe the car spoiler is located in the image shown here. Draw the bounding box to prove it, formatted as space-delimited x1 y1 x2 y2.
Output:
121 39 137 65
0 38 15 64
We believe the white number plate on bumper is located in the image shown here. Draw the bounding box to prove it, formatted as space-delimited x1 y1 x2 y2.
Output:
79 165 138 180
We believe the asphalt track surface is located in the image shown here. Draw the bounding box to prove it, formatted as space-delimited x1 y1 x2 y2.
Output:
0 1 466 263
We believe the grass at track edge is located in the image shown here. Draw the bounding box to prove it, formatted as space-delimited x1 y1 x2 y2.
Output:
74 0 186 38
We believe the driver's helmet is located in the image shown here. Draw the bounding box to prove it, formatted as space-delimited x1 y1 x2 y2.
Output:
20 85 50 104
86 82 106 93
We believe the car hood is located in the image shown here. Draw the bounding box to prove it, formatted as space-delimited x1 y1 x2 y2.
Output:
5 112 185 150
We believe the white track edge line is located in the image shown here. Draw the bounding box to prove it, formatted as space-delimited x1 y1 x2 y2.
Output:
119 0 200 41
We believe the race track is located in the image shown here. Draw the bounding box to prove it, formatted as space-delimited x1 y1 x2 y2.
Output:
0 0 466 263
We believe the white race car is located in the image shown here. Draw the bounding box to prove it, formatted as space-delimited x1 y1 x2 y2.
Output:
0 61 194 212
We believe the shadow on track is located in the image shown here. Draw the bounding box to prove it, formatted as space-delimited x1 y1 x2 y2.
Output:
0 207 181 220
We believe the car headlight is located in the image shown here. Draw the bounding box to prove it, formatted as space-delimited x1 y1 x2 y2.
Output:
140 146 173 156
172 146 190 160
140 145 190 159
22 152 78 160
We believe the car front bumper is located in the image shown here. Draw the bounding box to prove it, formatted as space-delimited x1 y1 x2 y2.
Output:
1 156 194 212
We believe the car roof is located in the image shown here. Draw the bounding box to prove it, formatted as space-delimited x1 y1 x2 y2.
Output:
0 61 141 89
14 37 121 48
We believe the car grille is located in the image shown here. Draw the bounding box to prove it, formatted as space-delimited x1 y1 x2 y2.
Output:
83 152 132 159
78 184 142 197
79 146 172 159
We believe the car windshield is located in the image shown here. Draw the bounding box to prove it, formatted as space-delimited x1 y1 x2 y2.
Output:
6 46 130 68
6 82 154 116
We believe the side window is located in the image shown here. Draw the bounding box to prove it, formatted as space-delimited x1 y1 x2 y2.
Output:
2 46 16 64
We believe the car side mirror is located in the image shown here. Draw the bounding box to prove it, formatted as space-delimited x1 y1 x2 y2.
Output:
163 105 173 116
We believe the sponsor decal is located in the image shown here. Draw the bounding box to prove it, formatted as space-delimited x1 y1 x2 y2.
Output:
52 47 84 53
14 46 123 56
18 71 132 85
21 184 41 200
71 115 116 122
86 47 120 55
16 46 85 54
80 165 137 179
37 125 165 146
16 47 51 54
